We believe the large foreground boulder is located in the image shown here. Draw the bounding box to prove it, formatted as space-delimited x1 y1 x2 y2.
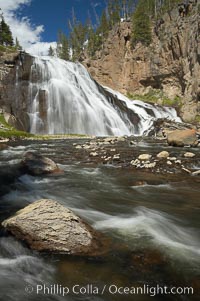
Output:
2 199 107 256
21 151 61 175
167 129 198 147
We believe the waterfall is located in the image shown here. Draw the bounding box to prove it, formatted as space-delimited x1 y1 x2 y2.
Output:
28 56 181 136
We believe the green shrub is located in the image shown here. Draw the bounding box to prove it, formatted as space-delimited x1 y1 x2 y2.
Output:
127 90 182 108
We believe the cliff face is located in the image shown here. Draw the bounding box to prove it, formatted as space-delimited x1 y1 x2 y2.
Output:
0 51 33 130
0 50 18 113
83 1 200 122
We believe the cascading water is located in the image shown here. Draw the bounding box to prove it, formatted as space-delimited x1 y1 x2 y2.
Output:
28 56 181 136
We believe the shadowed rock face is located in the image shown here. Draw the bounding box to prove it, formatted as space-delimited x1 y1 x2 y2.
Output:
2 199 107 256
0 52 34 131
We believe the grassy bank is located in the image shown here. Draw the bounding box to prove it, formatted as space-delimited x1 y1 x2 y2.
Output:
127 89 182 108
0 114 89 140
0 45 19 54
0 114 33 139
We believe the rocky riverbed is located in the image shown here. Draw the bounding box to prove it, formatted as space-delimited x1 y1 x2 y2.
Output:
0 135 200 301
72 134 200 176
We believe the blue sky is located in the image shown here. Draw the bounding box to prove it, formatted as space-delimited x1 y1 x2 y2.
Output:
0 0 105 55
20 0 104 41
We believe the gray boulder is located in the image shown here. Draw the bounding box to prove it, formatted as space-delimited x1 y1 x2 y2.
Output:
21 151 61 175
2 199 107 256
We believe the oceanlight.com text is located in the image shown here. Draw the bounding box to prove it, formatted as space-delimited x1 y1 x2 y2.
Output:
25 283 194 297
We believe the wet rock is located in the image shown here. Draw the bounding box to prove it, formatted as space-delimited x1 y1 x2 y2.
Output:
0 138 9 143
0 143 8 151
75 145 82 149
144 162 156 169
182 167 192 174
113 154 120 160
138 154 152 161
130 159 140 167
167 157 177 161
89 152 98 157
89 141 98 146
167 129 198 147
2 199 107 256
83 145 91 149
156 151 169 159
21 151 61 175
104 137 115 143
117 137 125 142
104 156 112 162
192 170 200 176
184 152 196 158
132 181 147 186
130 249 167 272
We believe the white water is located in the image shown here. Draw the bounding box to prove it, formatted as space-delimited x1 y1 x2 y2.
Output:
28 56 181 136
93 207 200 262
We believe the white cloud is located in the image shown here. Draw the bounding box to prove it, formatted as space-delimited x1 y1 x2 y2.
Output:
0 0 56 55
94 2 101 7
27 41 57 56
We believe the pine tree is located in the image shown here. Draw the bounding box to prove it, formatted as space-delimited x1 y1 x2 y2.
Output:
68 15 88 61
97 10 109 39
48 45 54 56
57 31 69 61
87 26 102 57
108 0 121 28
131 0 152 47
61 34 69 61
0 15 14 46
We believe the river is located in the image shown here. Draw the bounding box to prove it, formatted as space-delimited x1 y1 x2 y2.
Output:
0 138 200 301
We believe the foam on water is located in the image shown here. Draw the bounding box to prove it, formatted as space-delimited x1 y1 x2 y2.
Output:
93 207 200 262
0 159 21 166
131 183 174 191
0 237 60 301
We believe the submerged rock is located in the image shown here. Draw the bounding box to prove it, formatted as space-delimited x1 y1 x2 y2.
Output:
167 129 198 147
21 151 61 175
2 199 107 256
0 143 8 151
132 181 147 186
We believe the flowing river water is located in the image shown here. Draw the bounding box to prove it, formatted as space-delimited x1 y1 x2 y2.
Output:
0 139 200 301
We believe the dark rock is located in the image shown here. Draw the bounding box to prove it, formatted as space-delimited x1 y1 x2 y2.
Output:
0 143 8 150
21 151 61 175
2 199 107 256
130 249 167 272
132 180 147 186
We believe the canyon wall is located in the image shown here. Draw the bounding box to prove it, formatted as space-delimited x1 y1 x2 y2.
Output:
0 51 33 130
83 1 200 122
